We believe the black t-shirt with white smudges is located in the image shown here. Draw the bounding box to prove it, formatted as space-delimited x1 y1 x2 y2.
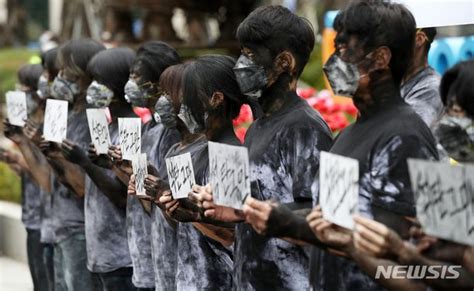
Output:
84 122 132 273
310 96 439 291
153 136 208 291
21 172 43 230
174 129 239 291
127 120 176 288
52 109 90 243
144 122 180 290
234 92 333 290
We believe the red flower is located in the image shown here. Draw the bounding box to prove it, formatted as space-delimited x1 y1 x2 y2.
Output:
235 127 247 144
297 87 316 99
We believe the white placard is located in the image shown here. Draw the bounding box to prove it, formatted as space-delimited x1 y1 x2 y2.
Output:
43 99 68 143
319 152 359 230
118 118 141 161
132 153 148 197
6 91 27 127
86 108 111 154
166 152 196 199
394 0 474 28
209 141 250 210
408 159 474 246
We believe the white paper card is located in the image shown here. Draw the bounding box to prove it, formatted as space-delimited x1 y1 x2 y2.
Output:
319 151 359 229
118 118 141 161
43 99 68 143
86 108 111 154
394 0 474 28
208 141 250 210
132 153 148 197
166 152 196 199
6 91 27 127
408 159 474 246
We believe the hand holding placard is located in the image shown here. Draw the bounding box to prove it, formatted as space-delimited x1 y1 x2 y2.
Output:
319 151 359 230
86 109 111 154
118 118 141 161
208 141 250 210
6 91 27 127
166 152 196 199
43 99 68 143
408 159 474 246
132 153 148 197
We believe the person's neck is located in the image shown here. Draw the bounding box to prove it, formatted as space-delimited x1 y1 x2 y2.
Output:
259 74 298 117
176 119 201 146
354 71 401 117
206 115 234 142
402 54 428 84
109 103 135 122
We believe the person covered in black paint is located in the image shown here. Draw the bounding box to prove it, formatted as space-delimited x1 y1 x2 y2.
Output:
434 60 474 163
303 2 440 290
348 60 474 291
3 63 53 291
192 6 333 290
128 63 188 290
42 39 105 291
107 41 181 291
60 47 138 291
155 55 248 290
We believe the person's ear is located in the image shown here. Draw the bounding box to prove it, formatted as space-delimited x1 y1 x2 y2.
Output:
415 31 427 49
274 51 296 76
373 47 391 71
210 92 224 109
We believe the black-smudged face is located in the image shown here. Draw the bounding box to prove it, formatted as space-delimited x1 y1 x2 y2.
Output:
241 45 294 87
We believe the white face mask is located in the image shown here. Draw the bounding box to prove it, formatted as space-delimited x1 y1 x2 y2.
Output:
178 105 203 134
86 80 114 108
323 54 360 97
37 74 51 99
51 74 81 103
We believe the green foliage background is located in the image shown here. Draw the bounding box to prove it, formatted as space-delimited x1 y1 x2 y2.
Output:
0 48 36 203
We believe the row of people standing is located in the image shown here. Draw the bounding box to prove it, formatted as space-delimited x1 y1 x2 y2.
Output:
2 2 473 291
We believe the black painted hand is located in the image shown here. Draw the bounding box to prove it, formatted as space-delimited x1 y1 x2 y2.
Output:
3 120 24 144
61 139 89 166
88 143 112 169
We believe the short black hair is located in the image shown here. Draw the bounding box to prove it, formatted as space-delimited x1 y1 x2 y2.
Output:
41 47 59 80
57 39 106 77
87 47 136 100
421 27 437 54
18 64 43 91
236 5 315 76
440 60 474 117
131 41 180 84
182 55 246 127
334 0 416 86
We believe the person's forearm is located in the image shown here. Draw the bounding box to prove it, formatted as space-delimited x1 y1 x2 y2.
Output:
192 222 235 247
350 252 427 291
111 165 131 185
266 203 325 247
48 157 85 197
17 138 52 192
82 161 127 208
403 250 474 289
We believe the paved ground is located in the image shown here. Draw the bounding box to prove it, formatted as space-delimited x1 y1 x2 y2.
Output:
0 257 33 291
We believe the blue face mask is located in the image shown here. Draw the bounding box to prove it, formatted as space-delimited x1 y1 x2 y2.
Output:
233 54 268 100
51 74 81 103
86 81 114 108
